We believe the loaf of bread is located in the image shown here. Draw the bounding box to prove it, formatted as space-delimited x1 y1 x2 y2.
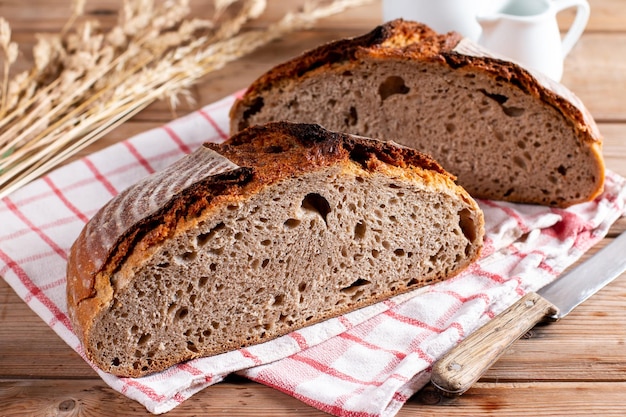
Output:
229 20 605 207
66 122 485 377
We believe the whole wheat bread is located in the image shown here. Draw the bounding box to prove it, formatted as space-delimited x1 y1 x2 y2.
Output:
66 122 484 377
229 20 605 207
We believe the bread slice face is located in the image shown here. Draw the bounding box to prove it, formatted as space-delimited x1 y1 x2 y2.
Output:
229 20 605 208
66 122 484 377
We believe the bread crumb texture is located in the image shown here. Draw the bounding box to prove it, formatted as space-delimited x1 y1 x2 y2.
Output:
68 122 484 377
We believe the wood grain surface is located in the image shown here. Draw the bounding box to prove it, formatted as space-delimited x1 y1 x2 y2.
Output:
1 0 626 416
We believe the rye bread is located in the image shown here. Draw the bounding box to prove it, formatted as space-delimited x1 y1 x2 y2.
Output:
66 122 484 377
229 19 605 207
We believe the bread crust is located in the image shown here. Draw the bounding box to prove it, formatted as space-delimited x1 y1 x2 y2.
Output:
67 157 252 349
229 19 605 207
67 122 482 375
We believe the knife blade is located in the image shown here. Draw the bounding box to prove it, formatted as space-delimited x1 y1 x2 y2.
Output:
430 230 626 396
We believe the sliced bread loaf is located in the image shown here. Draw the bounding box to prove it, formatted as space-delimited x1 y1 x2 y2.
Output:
66 122 484 377
229 20 605 207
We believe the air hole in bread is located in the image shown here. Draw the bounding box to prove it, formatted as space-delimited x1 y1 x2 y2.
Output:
394 249 405 257
240 96 264 130
209 247 224 256
197 222 225 246
137 333 151 346
478 88 525 117
278 314 294 326
175 307 189 321
272 294 284 306
513 156 527 170
301 193 331 226
378 76 410 101
340 278 371 294
344 106 358 127
557 165 568 175
167 302 177 315
354 221 366 240
406 278 420 287
186 341 199 353
458 208 478 243
176 251 197 263
503 106 525 117
284 218 301 229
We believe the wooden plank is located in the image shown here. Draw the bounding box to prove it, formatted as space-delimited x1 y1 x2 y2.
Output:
415 382 626 416
600 124 626 178
562 33 626 121
2 377 626 416
557 0 626 32
2 0 625 33
0 0 380 32
0 264 92 377
0 292 96 378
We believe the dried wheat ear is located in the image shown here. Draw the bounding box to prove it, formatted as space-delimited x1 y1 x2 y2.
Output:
67 122 484 377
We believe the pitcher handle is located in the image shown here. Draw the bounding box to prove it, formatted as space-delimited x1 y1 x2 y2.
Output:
553 0 590 57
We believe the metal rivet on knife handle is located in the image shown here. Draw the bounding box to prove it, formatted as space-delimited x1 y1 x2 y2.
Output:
430 292 558 396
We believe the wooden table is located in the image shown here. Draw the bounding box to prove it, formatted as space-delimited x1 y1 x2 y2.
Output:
2 0 626 415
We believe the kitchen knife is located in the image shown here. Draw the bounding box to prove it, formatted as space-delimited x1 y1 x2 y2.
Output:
430 230 626 396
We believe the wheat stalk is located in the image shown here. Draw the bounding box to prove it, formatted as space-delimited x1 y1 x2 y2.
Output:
0 0 374 199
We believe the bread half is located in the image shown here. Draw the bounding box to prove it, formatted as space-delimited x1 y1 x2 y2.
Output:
66 122 484 377
230 20 605 207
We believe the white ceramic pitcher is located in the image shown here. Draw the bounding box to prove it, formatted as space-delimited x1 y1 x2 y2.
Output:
477 0 590 81
382 0 487 41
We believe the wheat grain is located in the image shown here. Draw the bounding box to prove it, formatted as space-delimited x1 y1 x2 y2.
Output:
0 0 374 198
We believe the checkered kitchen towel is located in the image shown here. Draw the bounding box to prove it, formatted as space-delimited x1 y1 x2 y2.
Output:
1 92 625 416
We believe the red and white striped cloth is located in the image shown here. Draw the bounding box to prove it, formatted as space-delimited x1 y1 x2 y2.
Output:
1 92 625 416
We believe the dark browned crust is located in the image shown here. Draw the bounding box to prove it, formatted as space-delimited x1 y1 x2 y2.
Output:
66 121 454 356
210 122 451 182
230 19 601 146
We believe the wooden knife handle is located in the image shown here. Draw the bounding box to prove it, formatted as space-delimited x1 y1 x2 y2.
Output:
430 292 558 396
